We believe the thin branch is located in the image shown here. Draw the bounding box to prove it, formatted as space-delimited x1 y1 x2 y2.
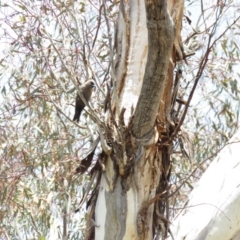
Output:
92 5 103 50
168 16 240 143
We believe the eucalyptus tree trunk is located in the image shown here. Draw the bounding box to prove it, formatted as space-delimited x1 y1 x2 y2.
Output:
85 0 184 239
170 130 240 240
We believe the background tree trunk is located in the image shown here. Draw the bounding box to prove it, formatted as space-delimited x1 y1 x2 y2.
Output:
170 129 240 240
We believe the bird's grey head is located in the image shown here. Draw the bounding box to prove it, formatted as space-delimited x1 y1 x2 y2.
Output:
90 80 95 88
83 80 95 88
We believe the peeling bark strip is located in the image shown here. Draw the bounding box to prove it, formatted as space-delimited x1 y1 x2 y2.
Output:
132 0 175 139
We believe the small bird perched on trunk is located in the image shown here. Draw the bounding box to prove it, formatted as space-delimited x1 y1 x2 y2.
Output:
73 80 95 122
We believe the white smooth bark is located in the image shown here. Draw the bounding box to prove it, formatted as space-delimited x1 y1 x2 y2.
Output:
95 1 148 237
171 129 240 240
118 0 148 124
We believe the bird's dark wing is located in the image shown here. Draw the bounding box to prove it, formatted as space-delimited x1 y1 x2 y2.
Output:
73 109 81 122
73 95 84 122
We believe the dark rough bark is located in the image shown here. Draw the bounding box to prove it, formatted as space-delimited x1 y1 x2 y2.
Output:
132 0 175 138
